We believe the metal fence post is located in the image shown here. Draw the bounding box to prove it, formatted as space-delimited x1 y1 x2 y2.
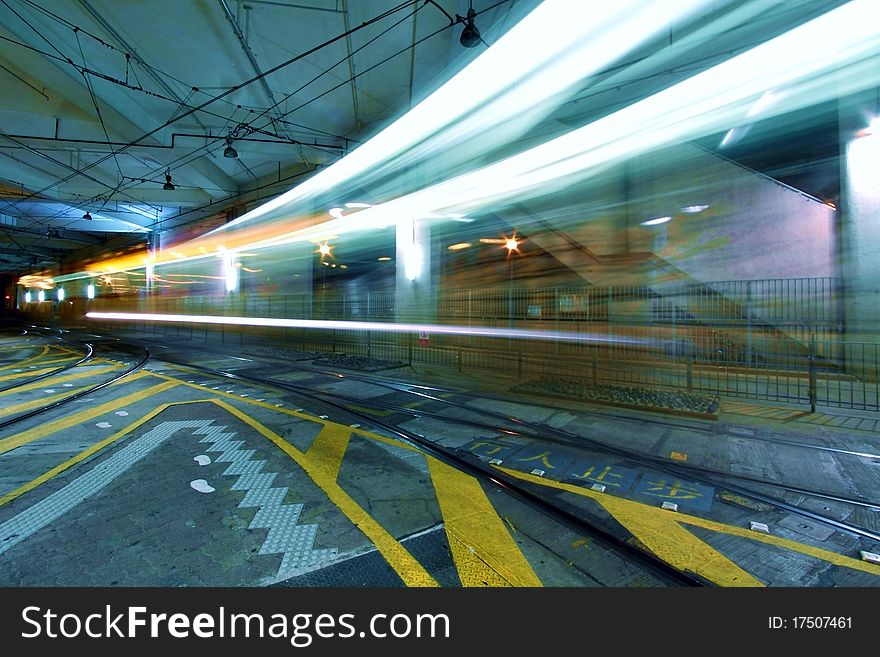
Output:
809 333 817 413
687 357 693 392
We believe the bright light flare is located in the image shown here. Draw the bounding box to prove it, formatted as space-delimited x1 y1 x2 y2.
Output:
505 237 519 252
24 292 31 303
37 290 45 302
641 216 672 226
86 284 96 299
57 288 65 301
86 312 644 345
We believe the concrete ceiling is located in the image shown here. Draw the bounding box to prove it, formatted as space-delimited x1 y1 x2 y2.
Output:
0 0 536 272
0 0 863 275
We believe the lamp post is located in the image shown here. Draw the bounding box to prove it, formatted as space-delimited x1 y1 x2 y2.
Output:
505 237 519 329
318 242 332 318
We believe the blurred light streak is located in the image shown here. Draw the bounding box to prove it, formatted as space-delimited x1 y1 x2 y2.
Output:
207 0 719 235
86 312 644 345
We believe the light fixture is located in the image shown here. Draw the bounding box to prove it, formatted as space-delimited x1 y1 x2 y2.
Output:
57 288 65 301
377 256 392 261
448 242 472 251
641 216 672 226
24 291 31 303
82 211 92 220
460 4 481 48
163 169 175 191
86 284 95 300
223 136 238 159
505 237 519 252
317 243 333 260
680 205 709 214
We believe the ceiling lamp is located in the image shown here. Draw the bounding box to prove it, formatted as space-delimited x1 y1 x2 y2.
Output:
82 212 92 220
460 5 481 48
223 136 238 159
163 169 175 191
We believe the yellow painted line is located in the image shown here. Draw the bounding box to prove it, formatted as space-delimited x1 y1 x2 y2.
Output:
0 399 197 506
305 424 353 478
208 398 438 587
497 467 880 582
0 345 49 371
428 456 542 587
0 364 121 400
0 375 176 456
0 367 58 382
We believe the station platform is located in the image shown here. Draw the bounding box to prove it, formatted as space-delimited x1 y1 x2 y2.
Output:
1 328 879 587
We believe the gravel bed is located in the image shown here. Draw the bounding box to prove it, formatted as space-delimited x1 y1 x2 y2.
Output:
311 354 409 371
243 346 330 360
514 377 720 415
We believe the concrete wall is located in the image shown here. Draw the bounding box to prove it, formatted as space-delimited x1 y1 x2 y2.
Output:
625 142 837 285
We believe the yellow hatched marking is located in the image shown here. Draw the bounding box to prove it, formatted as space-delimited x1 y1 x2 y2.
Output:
0 364 121 401
0 400 194 506
0 345 49 371
428 457 541 587
0 374 175 456
497 467 880 583
305 424 352 478
208 398 438 587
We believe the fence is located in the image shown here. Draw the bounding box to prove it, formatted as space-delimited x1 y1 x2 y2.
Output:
79 275 880 411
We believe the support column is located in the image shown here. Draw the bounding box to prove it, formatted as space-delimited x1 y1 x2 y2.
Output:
839 92 880 350
394 215 438 323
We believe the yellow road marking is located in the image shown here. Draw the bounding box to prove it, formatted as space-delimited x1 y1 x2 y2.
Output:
305 424 353 478
0 375 177 456
0 345 49 371
0 367 59 382
209 398 438 587
497 467 880 583
0 364 121 402
428 457 542 587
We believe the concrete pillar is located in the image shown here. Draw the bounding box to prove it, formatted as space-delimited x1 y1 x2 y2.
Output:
839 91 880 352
394 215 438 323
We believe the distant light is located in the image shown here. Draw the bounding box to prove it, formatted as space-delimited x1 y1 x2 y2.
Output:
825 201 837 210
86 284 95 299
680 205 709 214
38 290 45 302
377 256 392 261
448 242 472 251
479 238 508 245
318 243 332 257
719 128 737 147
641 216 672 226
339 264 348 269
328 207 345 219
505 238 519 252
344 202 372 209
57 288 65 301
25 291 32 303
